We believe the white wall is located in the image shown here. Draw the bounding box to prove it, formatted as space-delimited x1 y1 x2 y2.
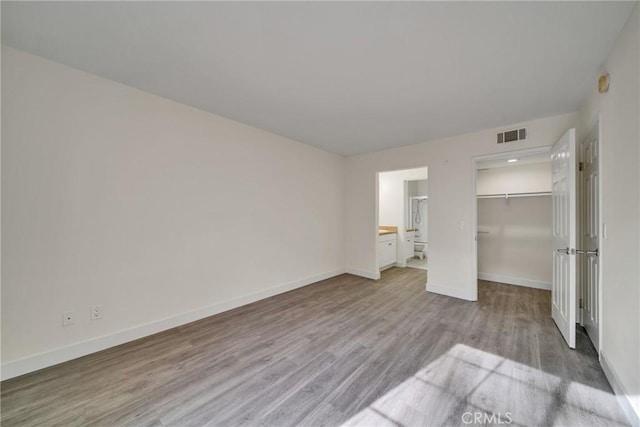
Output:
477 162 552 288
477 162 551 195
578 4 640 421
379 168 427 228
345 112 578 299
409 180 429 242
418 180 428 196
1 46 346 377
477 197 552 288
408 179 428 198
378 168 427 266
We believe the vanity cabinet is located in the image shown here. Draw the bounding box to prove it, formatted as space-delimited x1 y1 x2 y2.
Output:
378 233 397 269
404 231 415 261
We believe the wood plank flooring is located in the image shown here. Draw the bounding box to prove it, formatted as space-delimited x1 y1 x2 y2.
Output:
1 268 629 426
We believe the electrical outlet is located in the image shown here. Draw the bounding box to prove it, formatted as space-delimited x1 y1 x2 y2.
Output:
91 305 103 320
63 311 75 326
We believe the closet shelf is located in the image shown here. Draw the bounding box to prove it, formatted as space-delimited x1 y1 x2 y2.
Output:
477 191 551 199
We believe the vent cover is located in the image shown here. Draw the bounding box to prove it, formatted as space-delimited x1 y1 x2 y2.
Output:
497 128 527 144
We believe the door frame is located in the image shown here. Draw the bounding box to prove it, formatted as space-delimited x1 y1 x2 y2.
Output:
470 146 553 300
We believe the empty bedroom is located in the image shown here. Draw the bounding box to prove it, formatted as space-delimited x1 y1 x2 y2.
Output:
2 2 639 426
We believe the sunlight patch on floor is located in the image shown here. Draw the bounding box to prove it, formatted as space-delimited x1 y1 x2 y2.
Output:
341 344 628 427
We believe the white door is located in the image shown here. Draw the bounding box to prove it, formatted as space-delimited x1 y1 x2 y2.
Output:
551 129 577 348
580 123 600 350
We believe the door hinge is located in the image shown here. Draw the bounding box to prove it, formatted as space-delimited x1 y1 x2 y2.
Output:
579 298 584 309
579 162 584 171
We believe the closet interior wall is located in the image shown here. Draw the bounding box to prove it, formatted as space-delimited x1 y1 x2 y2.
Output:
477 162 553 289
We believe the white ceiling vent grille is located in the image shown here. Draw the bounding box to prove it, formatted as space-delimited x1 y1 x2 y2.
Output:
497 128 527 144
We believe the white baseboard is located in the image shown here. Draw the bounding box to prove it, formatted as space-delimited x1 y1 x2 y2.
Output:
601 351 640 426
478 273 552 291
346 268 380 280
426 283 477 301
1 268 347 381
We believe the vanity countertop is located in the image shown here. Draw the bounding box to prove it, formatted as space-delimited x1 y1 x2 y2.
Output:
378 226 398 236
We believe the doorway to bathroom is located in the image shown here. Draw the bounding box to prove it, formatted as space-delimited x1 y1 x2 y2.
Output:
376 167 428 273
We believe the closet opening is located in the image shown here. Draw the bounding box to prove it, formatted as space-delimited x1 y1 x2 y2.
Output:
471 148 553 302
471 130 602 353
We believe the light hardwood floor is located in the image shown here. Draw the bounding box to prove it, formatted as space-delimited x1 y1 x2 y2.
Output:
1 268 629 426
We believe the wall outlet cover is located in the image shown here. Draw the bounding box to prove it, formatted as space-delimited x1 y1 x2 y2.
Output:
91 305 103 320
62 311 75 326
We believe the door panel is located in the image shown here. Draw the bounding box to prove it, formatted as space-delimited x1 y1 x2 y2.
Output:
581 123 600 350
551 129 577 348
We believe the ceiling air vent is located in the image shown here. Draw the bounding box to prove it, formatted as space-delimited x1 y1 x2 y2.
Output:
497 128 527 144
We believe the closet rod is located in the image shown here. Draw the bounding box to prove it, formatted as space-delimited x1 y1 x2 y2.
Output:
477 191 551 199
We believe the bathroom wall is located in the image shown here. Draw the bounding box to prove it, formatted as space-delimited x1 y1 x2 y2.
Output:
408 179 428 197
408 179 428 242
410 200 428 242
379 168 428 229
408 181 418 197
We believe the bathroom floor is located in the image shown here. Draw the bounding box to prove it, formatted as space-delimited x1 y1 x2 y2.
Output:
407 257 428 270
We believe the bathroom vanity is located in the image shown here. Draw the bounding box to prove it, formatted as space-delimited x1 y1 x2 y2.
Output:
404 230 415 261
378 228 398 269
